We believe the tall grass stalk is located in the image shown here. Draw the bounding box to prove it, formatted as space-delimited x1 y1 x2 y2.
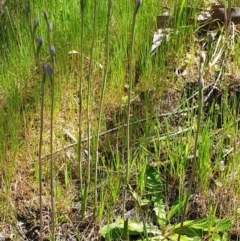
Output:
79 0 86 202
94 0 112 217
49 45 56 241
39 65 47 241
82 0 97 217
123 0 142 221
177 52 206 241
44 11 55 240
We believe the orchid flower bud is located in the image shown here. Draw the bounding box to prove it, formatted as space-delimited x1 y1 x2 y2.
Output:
43 63 53 76
33 18 39 29
37 36 43 47
49 45 56 56
198 76 204 89
43 11 49 20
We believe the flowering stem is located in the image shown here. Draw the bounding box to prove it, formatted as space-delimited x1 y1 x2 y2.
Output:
177 52 205 241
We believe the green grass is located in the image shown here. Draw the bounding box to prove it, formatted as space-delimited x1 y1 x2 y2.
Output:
1 0 240 240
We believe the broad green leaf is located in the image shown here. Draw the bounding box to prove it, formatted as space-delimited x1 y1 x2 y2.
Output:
100 219 161 239
154 200 167 227
172 218 232 237
173 218 209 230
100 221 125 240
137 237 166 241
169 233 201 241
146 165 163 201
221 232 230 241
213 219 232 233
146 165 166 225
211 233 221 241
210 232 230 241
173 226 204 237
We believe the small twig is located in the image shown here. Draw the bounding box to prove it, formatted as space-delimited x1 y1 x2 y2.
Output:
222 140 240 160
204 58 225 103
149 126 194 142
63 128 78 143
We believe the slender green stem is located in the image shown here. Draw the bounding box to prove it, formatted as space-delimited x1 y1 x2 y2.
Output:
82 0 97 217
49 48 55 241
39 70 46 241
44 11 52 50
123 0 141 220
43 12 55 240
177 53 205 241
25 2 39 70
79 0 86 200
94 0 112 218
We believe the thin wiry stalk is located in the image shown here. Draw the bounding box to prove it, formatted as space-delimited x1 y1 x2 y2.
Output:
94 0 112 218
79 0 86 200
33 18 40 70
49 46 56 241
39 69 47 241
177 52 205 241
123 0 142 220
44 12 55 240
44 11 52 48
82 0 97 217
